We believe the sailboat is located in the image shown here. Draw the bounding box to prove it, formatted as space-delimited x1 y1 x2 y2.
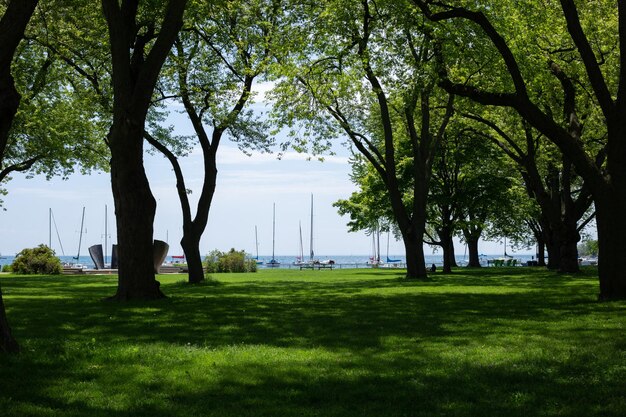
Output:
293 221 306 265
385 231 401 263
254 225 264 265
71 207 87 269
310 194 335 265
48 208 66 256
266 203 280 267
368 224 381 265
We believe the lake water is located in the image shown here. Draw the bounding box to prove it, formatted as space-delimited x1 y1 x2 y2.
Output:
0 253 538 270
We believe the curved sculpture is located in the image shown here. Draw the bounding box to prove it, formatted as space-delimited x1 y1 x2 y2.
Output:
88 244 104 270
153 240 169 274
111 244 118 269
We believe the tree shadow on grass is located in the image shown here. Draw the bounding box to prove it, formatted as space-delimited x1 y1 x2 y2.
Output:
1 268 625 416
0 269 620 351
2 334 625 417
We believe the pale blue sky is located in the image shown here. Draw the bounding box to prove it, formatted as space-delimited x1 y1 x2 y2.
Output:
0 84 527 259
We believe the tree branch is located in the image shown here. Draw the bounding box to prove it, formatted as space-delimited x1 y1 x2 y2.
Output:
559 0 614 116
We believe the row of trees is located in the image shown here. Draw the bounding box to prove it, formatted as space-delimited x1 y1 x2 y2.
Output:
1 0 624 352
269 0 597 279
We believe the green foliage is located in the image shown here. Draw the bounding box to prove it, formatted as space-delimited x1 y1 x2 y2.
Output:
205 248 257 274
0 2 111 206
10 244 61 275
578 239 599 257
1 264 11 273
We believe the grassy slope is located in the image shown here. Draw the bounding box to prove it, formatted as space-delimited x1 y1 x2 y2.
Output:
0 267 625 417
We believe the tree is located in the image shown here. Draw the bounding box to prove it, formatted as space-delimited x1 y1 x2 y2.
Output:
427 122 520 270
464 110 594 272
102 0 187 300
414 0 626 299
271 0 454 279
0 0 39 354
147 0 275 284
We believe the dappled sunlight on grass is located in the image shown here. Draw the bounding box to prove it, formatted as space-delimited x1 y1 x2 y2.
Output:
1 267 625 416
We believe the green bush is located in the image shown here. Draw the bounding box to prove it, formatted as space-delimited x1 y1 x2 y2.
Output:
1 264 11 272
11 245 62 275
205 248 257 274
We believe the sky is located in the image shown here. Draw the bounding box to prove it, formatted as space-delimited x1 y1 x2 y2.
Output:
0 84 529 260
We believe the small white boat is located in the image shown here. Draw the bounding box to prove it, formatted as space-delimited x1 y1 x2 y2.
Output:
578 257 598 266
266 259 281 268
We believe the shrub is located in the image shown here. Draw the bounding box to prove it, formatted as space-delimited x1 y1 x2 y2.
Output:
1 264 11 272
11 245 62 275
205 248 257 275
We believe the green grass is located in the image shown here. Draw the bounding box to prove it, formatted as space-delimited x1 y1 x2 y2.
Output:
1 267 625 416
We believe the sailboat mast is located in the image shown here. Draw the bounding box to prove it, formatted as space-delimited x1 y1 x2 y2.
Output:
272 203 276 260
49 208 52 249
255 225 259 260
298 221 302 261
75 207 85 261
386 230 390 261
309 194 314 260
104 205 108 265
376 224 381 263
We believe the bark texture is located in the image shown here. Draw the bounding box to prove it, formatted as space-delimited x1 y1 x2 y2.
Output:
102 0 186 299
0 0 40 354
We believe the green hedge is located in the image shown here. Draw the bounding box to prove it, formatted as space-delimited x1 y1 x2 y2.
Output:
205 249 257 274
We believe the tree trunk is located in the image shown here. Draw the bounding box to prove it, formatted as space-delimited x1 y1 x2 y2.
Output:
557 221 580 273
0 0 41 355
144 131 215 285
0 287 19 353
181 230 204 284
439 227 454 273
536 239 546 267
108 123 163 300
0 0 39 162
544 224 560 270
448 235 458 268
0 76 19 153
595 190 626 300
402 227 427 279
466 234 481 267
102 0 186 299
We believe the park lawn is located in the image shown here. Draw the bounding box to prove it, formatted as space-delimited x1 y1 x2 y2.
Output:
0 267 625 417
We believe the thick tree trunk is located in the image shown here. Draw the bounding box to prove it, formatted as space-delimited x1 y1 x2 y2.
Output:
595 190 626 300
0 0 41 355
102 0 186 300
402 228 427 279
0 76 19 153
593 115 626 299
439 227 454 273
181 230 204 284
448 236 458 268
0 0 38 149
466 234 481 267
0 287 19 353
0 77 21 353
108 123 163 300
536 239 546 267
546 242 560 270
557 221 580 273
